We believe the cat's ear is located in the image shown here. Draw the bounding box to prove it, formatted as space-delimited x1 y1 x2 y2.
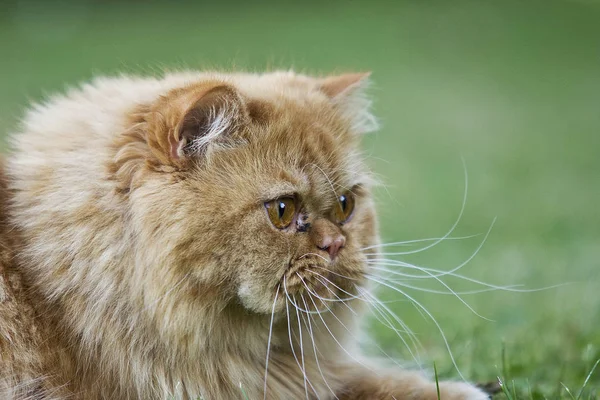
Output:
146 83 246 167
319 72 379 134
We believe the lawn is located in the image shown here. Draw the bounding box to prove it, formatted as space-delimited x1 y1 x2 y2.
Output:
1 0 599 398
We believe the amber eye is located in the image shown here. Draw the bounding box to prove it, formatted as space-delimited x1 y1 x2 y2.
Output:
334 192 355 224
265 197 296 229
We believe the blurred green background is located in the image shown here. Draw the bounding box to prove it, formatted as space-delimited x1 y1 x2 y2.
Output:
1 0 599 397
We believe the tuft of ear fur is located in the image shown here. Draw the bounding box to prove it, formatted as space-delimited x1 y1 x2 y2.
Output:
319 72 379 134
145 83 247 167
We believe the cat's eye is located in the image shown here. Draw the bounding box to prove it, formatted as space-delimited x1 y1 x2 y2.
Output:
265 197 296 229
333 192 355 224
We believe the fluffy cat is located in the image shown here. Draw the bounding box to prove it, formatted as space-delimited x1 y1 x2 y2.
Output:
0 70 490 399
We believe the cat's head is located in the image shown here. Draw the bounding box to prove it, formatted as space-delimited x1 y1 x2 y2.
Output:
114 71 380 326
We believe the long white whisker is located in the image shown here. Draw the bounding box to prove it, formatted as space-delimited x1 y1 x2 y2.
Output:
370 266 493 321
362 296 413 333
361 234 480 252
358 287 422 364
305 293 374 372
295 273 357 312
295 296 314 400
263 284 280 400
358 286 418 340
369 263 567 293
362 158 469 254
367 262 431 278
363 267 427 319
364 274 466 380
284 276 319 395
367 219 495 278
283 274 328 315
301 295 339 400
285 290 303 370
376 278 522 295
312 283 414 373
312 266 359 281
298 252 330 263
305 270 365 304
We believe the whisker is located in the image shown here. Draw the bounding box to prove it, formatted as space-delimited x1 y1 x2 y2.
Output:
312 266 359 281
361 234 480 252
369 266 493 321
368 262 568 293
362 158 470 254
283 274 328 315
305 293 374 372
318 279 422 371
294 295 314 400
305 270 365 303
364 274 467 380
368 219 495 269
299 275 355 319
295 273 357 312
363 266 428 319
285 291 303 371
358 287 423 365
263 284 280 400
298 252 330 263
367 262 431 278
357 286 418 339
300 295 339 400
284 276 319 395
376 279 522 295
314 283 414 373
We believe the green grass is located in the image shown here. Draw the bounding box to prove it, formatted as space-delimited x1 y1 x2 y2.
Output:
1 0 599 398
434 361 442 399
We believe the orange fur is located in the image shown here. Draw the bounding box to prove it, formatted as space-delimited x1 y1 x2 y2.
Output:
0 71 488 399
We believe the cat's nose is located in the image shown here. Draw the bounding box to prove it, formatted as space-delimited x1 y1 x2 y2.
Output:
318 234 346 260
310 219 346 260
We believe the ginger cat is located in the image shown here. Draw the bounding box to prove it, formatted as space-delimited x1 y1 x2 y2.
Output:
0 70 489 399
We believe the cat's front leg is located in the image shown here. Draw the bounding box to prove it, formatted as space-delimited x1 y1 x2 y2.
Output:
335 367 489 400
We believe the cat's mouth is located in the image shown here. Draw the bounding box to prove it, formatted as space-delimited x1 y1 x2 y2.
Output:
280 255 361 313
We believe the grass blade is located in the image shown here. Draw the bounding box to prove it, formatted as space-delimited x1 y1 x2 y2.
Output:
434 361 441 400
501 341 509 380
576 358 600 400
561 382 576 400
497 376 513 400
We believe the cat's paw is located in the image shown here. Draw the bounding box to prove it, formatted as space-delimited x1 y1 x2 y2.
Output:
435 381 491 400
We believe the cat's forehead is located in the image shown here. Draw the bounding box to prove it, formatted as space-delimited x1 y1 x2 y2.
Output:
234 119 367 204
181 71 374 201
237 81 368 196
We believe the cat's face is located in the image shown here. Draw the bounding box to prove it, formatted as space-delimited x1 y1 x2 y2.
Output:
118 72 379 325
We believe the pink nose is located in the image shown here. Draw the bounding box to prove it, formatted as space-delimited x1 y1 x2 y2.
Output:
317 234 346 260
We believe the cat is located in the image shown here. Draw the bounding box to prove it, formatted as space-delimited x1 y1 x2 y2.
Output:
0 70 491 399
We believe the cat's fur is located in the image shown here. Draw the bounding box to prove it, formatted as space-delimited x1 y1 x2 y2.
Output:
0 70 488 399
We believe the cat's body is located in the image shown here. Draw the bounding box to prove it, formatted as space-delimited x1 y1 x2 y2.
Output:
0 71 488 399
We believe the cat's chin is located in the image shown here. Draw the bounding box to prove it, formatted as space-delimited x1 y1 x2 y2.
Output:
236 283 334 316
236 270 354 316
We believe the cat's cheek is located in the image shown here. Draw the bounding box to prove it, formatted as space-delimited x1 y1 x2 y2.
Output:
236 281 272 313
